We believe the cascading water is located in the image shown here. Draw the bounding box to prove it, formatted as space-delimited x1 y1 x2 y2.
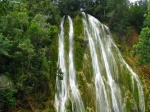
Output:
55 17 67 112
110 37 145 111
82 13 145 112
82 13 111 112
68 16 85 112
55 16 85 112
55 13 145 112
82 13 124 112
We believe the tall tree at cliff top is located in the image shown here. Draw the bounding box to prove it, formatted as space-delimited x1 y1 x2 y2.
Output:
132 0 150 66
129 0 148 32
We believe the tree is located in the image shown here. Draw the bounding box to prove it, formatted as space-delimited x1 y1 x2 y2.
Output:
0 75 17 111
0 34 12 74
58 0 81 16
0 1 59 110
0 0 10 16
132 0 150 66
81 0 109 21
129 0 148 32
144 0 150 27
107 0 130 40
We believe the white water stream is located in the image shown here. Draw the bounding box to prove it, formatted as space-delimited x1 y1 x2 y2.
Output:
68 16 85 112
55 13 145 112
55 17 67 112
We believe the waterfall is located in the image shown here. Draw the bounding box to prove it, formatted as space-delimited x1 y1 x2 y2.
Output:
55 13 145 112
82 13 111 112
54 16 67 112
55 16 85 112
82 12 145 112
110 38 145 111
68 16 85 112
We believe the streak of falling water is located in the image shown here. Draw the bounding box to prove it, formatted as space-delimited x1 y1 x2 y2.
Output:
82 12 111 112
87 14 124 112
68 16 85 112
54 16 67 112
108 32 145 111
55 13 145 112
82 12 145 112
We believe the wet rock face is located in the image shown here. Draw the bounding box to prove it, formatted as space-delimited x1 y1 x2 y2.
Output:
54 13 145 112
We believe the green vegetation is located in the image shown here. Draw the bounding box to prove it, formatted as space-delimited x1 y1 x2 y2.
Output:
0 0 59 111
57 0 148 41
132 0 150 66
133 27 150 66
0 0 150 111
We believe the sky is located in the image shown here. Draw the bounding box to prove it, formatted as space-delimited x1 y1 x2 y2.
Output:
129 0 138 3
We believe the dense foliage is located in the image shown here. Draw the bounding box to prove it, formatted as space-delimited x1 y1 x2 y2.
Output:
0 0 59 111
0 0 150 111
57 0 148 40
133 0 150 66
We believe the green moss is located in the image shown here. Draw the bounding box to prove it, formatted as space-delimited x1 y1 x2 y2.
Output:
49 14 149 112
73 14 85 71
